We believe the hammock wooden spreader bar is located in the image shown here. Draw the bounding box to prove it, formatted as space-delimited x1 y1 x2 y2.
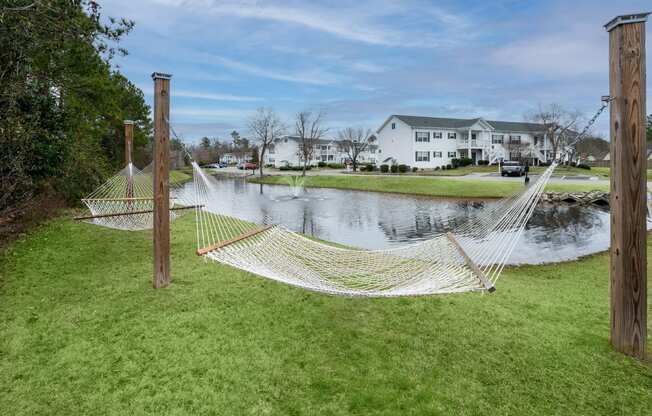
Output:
446 232 496 293
74 205 203 221
196 225 273 256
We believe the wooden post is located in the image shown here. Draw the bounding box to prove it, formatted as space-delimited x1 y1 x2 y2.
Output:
605 13 648 359
124 120 134 166
124 120 135 201
152 72 172 288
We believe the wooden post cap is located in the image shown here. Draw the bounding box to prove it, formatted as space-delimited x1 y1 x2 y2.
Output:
124 120 134 125
151 72 172 80
604 12 649 32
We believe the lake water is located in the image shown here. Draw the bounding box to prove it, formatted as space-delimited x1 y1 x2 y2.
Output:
179 176 614 265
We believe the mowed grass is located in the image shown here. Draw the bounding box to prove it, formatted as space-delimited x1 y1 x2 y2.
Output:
0 214 650 415
251 175 609 198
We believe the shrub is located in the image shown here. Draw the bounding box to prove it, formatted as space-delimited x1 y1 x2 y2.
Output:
326 163 345 169
412 167 418 172
380 164 389 173
446 164 453 170
317 162 326 168
390 164 398 173
279 165 312 171
459 157 473 167
398 164 408 173
577 163 591 170
441 165 447 170
434 166 440 171
451 158 460 168
477 160 489 166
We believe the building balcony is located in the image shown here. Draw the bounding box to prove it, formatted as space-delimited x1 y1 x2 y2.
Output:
457 139 488 148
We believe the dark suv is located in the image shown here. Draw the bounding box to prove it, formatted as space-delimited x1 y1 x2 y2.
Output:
501 161 525 177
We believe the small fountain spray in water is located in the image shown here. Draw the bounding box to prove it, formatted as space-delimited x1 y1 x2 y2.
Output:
285 175 306 199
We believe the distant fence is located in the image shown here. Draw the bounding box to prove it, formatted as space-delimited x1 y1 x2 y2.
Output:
586 160 652 168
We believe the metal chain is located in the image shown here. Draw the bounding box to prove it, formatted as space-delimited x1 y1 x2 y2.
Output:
563 96 613 155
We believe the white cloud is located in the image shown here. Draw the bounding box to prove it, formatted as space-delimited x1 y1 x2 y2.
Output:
137 84 261 101
175 90 261 101
149 0 474 48
491 34 604 76
173 107 253 120
200 53 341 85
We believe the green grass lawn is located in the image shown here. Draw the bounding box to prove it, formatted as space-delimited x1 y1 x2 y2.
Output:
0 215 650 415
251 175 609 198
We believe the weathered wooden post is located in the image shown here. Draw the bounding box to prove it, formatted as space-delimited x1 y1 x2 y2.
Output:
605 13 648 359
152 72 172 288
124 120 135 201
124 120 134 166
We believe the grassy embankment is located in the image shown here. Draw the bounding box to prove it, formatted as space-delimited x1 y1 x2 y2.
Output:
250 175 609 199
0 215 650 415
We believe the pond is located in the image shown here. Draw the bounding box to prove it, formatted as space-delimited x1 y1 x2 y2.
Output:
179 176 615 265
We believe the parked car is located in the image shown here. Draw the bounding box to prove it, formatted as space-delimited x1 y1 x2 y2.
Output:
217 162 227 168
501 161 525 177
237 162 258 170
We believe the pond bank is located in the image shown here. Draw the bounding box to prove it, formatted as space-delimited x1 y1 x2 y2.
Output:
249 174 610 199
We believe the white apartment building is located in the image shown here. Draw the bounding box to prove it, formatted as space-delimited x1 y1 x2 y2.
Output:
263 135 380 167
376 115 554 169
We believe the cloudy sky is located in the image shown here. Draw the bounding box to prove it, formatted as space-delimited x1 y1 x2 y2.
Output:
102 0 651 143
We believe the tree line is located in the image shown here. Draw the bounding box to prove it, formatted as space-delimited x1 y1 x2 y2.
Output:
190 108 375 177
1 1 151 220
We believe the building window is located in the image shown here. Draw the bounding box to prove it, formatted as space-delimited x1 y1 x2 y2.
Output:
391 122 396 129
433 132 442 139
509 135 521 144
510 152 521 160
415 151 430 162
328 155 334 161
268 146 276 154
433 151 442 158
471 132 477 140
415 132 430 142
268 158 275 163
448 151 456 157
491 134 504 144
448 132 457 139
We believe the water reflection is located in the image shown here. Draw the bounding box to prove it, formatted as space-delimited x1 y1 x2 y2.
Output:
179 177 613 265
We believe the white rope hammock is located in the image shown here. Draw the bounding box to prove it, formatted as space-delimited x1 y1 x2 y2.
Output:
189 161 558 297
79 163 189 230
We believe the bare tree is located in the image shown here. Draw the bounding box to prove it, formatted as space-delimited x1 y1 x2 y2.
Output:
529 103 582 162
248 108 285 177
295 110 328 176
337 127 374 172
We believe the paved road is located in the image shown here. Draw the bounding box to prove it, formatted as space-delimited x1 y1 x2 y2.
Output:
211 166 610 186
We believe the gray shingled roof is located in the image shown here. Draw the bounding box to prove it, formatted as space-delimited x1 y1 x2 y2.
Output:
393 115 545 133
394 115 481 129
486 120 545 133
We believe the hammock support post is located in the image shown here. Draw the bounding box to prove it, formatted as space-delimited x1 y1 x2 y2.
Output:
152 72 172 289
124 120 134 201
605 13 648 360
124 120 134 166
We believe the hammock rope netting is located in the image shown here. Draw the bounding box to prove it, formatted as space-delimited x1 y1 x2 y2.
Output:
80 163 190 230
187 161 558 297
